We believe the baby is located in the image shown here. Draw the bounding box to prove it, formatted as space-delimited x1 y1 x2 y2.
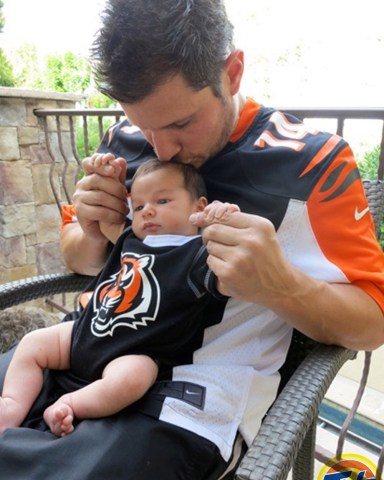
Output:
0 154 239 437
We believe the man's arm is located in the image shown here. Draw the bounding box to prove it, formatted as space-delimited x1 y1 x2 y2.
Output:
60 223 110 276
190 211 384 351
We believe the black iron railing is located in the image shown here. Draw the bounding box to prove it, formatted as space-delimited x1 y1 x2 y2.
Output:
34 107 384 213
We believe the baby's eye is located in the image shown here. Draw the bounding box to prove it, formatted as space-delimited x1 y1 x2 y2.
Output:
134 205 143 212
158 199 170 204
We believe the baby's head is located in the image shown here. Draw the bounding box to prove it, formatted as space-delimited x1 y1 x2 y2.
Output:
130 159 207 239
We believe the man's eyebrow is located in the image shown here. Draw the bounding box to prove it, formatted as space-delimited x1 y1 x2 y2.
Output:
161 114 194 129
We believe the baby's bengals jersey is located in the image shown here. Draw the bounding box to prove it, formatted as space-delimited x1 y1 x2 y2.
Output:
70 231 226 382
63 99 384 461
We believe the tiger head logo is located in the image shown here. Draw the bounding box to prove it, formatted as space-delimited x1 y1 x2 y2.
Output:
91 252 160 337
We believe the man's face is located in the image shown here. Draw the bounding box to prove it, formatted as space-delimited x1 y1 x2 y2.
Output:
120 74 237 168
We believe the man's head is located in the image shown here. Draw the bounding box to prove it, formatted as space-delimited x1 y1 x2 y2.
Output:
91 0 235 103
92 0 245 167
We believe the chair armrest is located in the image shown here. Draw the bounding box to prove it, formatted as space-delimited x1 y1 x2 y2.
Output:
0 273 94 310
235 344 356 480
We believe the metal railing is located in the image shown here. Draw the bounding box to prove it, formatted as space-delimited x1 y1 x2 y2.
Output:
34 108 125 215
34 107 384 213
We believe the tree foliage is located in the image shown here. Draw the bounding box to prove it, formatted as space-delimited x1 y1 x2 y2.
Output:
0 0 15 86
10 46 91 94
10 44 41 88
6 44 115 107
44 52 91 93
0 0 4 33
0 48 15 86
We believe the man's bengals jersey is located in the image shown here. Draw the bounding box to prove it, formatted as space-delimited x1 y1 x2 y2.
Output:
62 98 384 461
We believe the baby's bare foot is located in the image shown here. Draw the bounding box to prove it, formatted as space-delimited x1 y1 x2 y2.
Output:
44 402 75 437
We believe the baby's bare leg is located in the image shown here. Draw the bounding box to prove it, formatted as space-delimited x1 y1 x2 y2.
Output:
44 354 158 436
0 322 73 433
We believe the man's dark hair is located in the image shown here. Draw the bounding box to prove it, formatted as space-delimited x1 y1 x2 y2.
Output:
132 159 207 199
91 0 234 103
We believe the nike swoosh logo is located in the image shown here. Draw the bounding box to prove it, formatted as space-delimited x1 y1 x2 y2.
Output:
185 390 200 395
354 206 370 221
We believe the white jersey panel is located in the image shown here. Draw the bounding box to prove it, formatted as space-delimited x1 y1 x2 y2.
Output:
159 364 254 461
159 299 292 460
278 199 349 283
195 299 292 374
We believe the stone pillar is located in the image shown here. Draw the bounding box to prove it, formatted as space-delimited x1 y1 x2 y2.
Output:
0 88 84 283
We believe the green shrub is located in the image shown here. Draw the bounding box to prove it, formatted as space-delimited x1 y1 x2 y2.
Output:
357 144 381 180
0 48 15 86
76 117 116 160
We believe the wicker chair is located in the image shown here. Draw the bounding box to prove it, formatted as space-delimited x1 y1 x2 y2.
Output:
235 178 384 480
0 180 383 480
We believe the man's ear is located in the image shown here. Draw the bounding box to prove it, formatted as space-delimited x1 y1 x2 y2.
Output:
224 49 244 96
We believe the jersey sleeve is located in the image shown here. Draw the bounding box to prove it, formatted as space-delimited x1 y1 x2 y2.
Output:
306 143 384 311
61 204 77 229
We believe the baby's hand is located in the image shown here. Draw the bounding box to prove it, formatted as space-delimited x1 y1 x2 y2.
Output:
203 201 240 222
82 153 122 179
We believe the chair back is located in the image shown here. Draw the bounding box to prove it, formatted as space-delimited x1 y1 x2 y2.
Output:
363 179 384 239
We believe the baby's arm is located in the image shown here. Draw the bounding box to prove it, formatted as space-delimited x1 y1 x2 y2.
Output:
82 153 127 244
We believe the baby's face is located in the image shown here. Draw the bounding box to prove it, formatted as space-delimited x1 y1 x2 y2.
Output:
131 169 202 239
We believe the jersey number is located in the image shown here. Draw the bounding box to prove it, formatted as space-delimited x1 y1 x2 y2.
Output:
254 111 319 152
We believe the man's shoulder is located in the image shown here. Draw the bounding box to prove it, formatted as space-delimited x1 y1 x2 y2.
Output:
234 105 346 168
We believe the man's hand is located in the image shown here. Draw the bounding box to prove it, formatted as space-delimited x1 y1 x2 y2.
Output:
190 209 288 302
73 153 128 243
190 209 384 350
60 153 128 276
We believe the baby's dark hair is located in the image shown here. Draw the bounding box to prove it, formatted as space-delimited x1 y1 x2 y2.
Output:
132 159 207 199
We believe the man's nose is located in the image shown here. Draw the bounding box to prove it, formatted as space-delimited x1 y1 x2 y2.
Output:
150 131 181 161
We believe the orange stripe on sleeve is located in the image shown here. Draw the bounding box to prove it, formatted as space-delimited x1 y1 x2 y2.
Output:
61 204 77 229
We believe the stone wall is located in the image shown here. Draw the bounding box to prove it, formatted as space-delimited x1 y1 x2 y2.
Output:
0 88 84 284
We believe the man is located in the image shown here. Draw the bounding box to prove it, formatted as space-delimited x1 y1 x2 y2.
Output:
1 0 383 478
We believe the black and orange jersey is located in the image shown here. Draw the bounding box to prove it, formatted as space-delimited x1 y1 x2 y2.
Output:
62 99 384 460
64 98 384 310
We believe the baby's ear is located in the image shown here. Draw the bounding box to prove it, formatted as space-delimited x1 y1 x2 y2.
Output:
196 196 208 212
